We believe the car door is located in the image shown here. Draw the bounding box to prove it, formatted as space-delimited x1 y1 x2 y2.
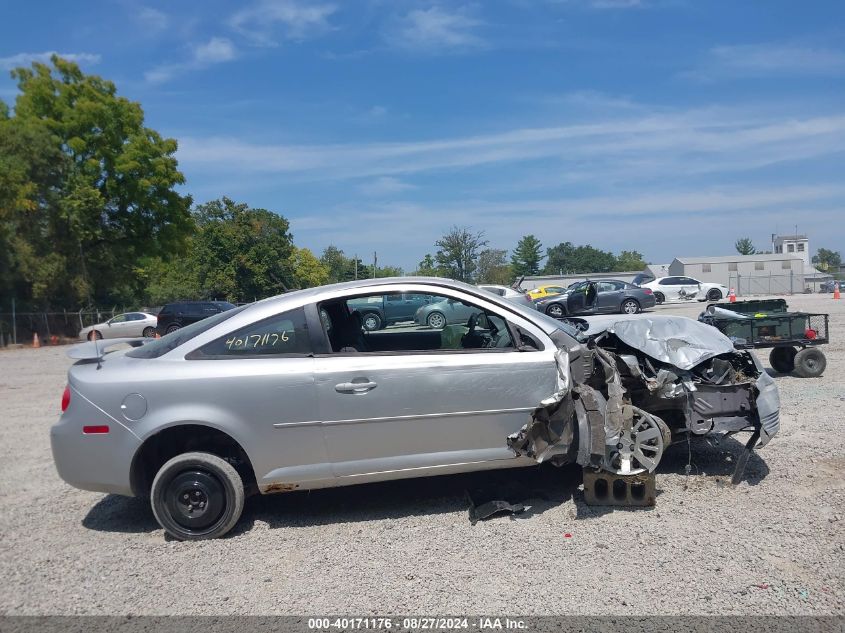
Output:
596 281 624 313
182 306 327 490
658 277 681 300
567 282 598 314
312 291 557 483
680 277 701 298
104 314 131 338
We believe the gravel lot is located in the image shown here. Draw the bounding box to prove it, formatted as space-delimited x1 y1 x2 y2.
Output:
1 294 843 615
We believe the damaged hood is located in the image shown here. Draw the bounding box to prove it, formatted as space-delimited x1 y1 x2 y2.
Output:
581 315 736 371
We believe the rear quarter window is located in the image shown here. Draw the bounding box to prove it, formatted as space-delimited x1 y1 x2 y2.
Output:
188 308 311 358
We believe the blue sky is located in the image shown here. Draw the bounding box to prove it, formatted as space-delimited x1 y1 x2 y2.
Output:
1 0 844 271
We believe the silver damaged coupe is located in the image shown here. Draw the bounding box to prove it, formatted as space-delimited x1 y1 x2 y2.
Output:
51 278 779 540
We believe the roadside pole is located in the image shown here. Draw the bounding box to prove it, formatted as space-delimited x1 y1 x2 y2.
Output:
12 297 16 345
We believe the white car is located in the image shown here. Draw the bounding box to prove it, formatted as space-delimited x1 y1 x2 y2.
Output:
641 276 728 304
476 285 536 309
79 312 158 340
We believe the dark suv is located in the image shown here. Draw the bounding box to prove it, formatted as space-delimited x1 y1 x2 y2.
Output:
156 301 236 335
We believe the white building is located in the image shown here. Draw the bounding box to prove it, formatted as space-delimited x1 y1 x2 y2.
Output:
772 234 810 266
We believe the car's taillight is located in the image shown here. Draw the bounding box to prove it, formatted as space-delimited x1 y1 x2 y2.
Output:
61 385 70 412
83 426 109 434
643 289 653 294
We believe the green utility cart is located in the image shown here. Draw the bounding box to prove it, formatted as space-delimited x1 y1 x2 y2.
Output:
698 299 829 377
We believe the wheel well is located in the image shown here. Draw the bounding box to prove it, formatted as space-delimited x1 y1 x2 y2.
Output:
130 425 257 497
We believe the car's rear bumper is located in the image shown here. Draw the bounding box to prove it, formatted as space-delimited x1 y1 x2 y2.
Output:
50 387 140 496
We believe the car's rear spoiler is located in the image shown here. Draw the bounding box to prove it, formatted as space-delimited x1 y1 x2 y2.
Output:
67 338 149 360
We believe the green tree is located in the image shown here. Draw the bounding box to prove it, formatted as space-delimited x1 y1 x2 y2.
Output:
434 226 488 282
192 197 296 302
812 248 842 272
510 235 543 277
735 237 756 255
615 250 647 271
2 55 193 308
320 245 357 283
545 242 617 274
477 248 512 284
289 247 330 289
415 253 439 276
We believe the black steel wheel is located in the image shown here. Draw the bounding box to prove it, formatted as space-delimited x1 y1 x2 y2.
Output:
707 288 723 301
654 292 665 304
151 452 245 541
769 346 797 374
793 347 826 378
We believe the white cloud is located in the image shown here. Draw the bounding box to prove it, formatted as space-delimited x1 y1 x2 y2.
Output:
145 37 237 84
357 177 417 196
0 51 100 70
193 37 237 63
177 110 845 182
685 43 845 80
136 6 169 33
386 6 485 53
229 0 336 46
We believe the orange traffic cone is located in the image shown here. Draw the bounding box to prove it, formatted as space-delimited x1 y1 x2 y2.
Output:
728 288 737 303
155 332 161 339
834 283 841 300
33 333 41 348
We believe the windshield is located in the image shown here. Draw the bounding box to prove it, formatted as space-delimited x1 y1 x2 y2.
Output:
127 305 248 359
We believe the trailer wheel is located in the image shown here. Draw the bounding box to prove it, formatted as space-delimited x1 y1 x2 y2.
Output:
793 347 826 378
769 347 797 373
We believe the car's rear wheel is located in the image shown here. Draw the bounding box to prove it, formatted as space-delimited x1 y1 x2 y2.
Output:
621 299 640 314
769 346 797 373
707 288 723 301
545 303 565 318
151 452 244 541
653 292 665 304
793 347 826 378
142 327 155 338
88 330 103 341
426 312 446 329
361 312 382 331
166 324 181 334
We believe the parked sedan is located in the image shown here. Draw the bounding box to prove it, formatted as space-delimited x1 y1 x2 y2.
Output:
52 277 778 540
476 285 536 309
641 276 728 303
535 280 656 318
527 284 569 300
79 312 158 341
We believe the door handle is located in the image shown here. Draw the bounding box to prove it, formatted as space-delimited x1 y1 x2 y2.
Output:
335 381 378 394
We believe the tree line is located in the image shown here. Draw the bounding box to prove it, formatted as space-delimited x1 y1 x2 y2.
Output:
1 56 646 311
412 227 646 284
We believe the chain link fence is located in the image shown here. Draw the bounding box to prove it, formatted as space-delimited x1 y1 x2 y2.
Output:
727 273 842 296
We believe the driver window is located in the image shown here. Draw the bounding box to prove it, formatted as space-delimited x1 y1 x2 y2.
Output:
319 292 516 354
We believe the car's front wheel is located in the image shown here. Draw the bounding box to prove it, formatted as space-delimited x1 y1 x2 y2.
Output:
151 452 245 541
426 312 446 329
706 288 723 301
361 312 382 331
88 330 103 341
621 299 640 314
545 303 565 318
142 327 155 338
